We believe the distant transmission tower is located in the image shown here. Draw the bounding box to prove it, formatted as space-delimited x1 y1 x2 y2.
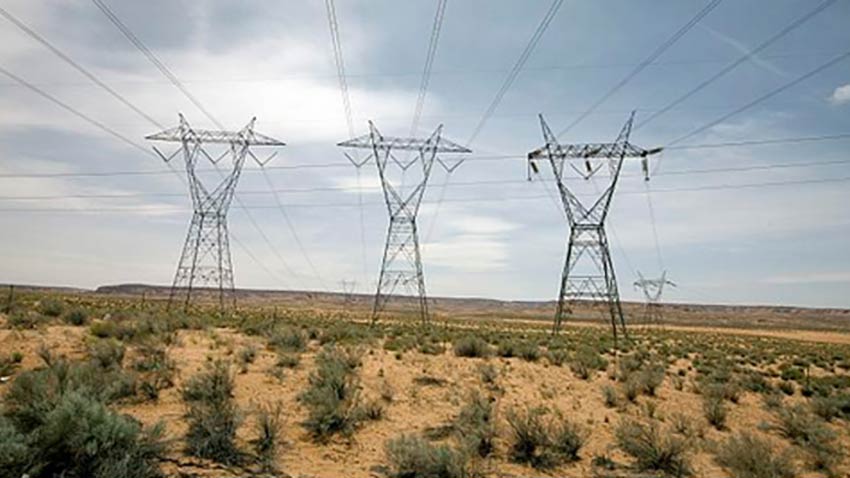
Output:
527 112 662 342
633 270 675 327
340 279 358 305
339 121 471 323
147 114 284 313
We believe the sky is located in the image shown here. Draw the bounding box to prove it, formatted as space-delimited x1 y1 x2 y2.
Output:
0 0 849 308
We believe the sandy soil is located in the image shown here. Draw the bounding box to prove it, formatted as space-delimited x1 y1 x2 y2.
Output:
3 322 848 478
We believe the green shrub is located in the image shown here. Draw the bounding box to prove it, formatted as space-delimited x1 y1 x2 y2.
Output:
251 403 282 473
623 375 643 403
418 341 445 355
546 349 568 366
740 371 772 394
602 384 620 408
0 352 23 377
551 416 586 462
453 336 491 358
268 325 306 352
276 353 300 369
0 360 164 478
778 380 795 396
237 345 257 373
7 311 44 329
639 363 666 396
506 408 556 469
182 360 234 403
132 343 175 397
497 340 517 358
715 433 795 478
64 308 88 326
669 412 696 437
615 419 691 476
90 320 136 341
89 339 125 369
184 397 242 464
299 347 363 440
385 434 469 478
570 346 607 380
182 361 242 464
454 392 496 458
810 395 843 422
0 419 28 475
516 341 541 362
703 394 728 430
38 297 64 317
774 405 841 473
506 407 586 469
478 363 498 385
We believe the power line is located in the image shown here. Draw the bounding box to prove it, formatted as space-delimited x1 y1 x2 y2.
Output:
667 48 850 146
410 0 448 137
2 50 844 87
324 0 368 289
324 0 355 139
556 0 723 138
0 66 152 156
4 132 848 180
0 5 164 129
426 0 564 244
4 156 849 201
636 0 839 131
91 0 222 129
465 0 564 145
3 174 847 211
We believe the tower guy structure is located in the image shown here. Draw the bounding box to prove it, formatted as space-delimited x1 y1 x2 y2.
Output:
527 112 661 341
633 270 675 327
339 121 471 323
147 114 284 313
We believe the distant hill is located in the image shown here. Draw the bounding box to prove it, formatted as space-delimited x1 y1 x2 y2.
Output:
86 282 850 333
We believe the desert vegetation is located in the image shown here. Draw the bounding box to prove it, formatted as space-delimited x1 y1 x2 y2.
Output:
1 290 850 477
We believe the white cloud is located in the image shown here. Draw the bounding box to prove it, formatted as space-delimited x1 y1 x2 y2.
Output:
333 174 383 194
423 234 509 272
829 84 850 105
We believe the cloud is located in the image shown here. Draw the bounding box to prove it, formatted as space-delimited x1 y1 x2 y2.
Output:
699 24 786 77
829 84 850 105
333 174 383 194
763 272 850 285
423 234 510 272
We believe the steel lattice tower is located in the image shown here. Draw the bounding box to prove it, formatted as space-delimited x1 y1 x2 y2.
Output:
339 121 471 323
146 114 284 313
633 270 675 327
527 112 661 341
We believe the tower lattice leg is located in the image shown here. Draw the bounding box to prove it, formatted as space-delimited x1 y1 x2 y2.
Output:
372 217 428 324
553 225 627 343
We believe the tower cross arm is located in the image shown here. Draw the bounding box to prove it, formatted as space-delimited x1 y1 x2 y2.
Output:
338 133 471 153
527 142 662 161
145 127 285 146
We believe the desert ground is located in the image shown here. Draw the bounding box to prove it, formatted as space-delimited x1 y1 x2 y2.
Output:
1 286 850 478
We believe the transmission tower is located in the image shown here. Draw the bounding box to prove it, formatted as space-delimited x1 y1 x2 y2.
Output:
340 279 358 305
527 112 662 342
146 114 284 313
338 121 471 323
634 270 676 327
